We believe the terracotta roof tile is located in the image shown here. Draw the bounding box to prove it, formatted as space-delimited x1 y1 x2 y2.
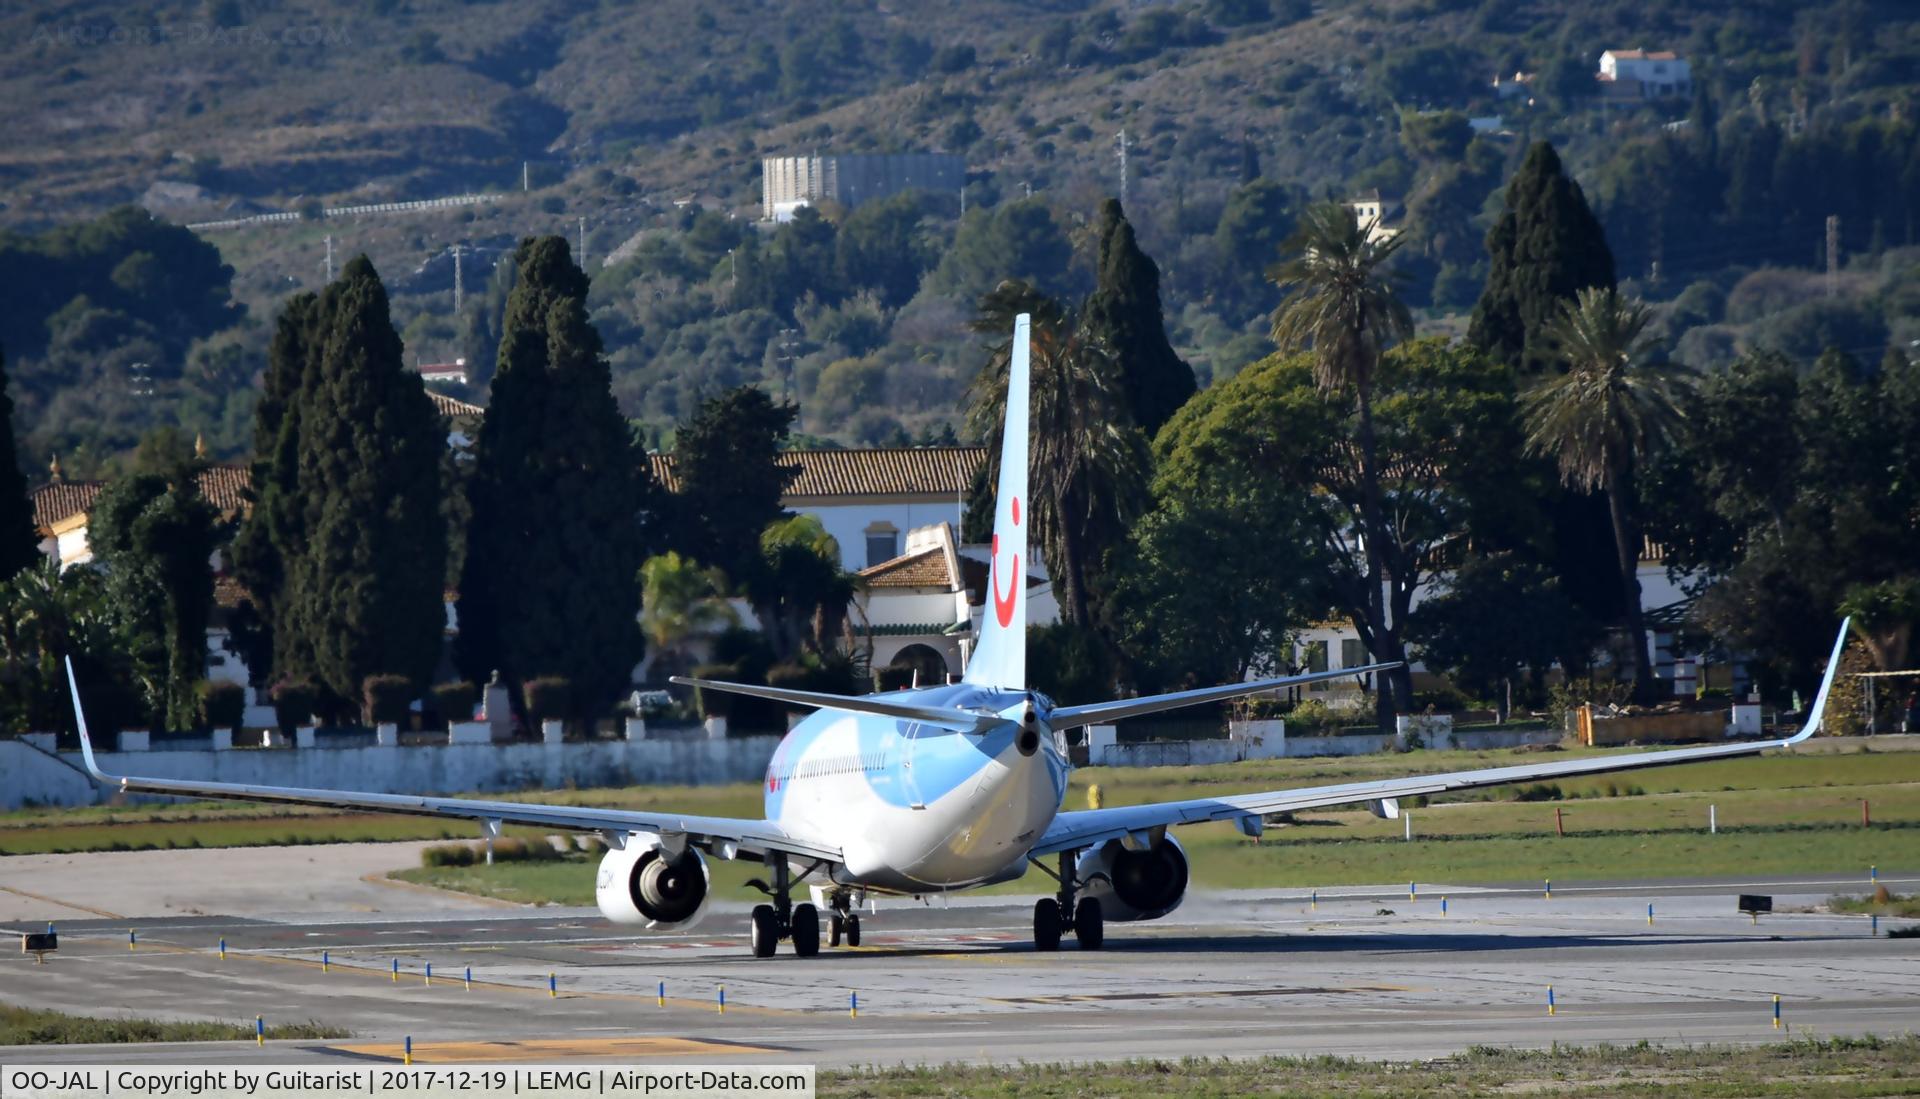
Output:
429 392 484 418
859 547 957 588
650 446 985 498
30 464 253 532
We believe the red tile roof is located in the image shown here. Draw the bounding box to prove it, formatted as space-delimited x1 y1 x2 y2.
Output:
30 465 253 532
860 546 958 589
649 446 985 498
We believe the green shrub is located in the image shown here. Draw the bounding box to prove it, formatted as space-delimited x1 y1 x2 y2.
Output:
421 844 474 867
197 681 246 730
270 680 317 733
361 674 414 725
523 677 572 723
433 682 477 726
875 664 916 691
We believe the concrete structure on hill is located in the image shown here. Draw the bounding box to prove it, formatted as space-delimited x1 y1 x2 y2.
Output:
760 154 965 221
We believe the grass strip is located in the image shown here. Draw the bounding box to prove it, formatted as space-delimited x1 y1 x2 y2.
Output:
0 1004 347 1045
819 1036 1920 1097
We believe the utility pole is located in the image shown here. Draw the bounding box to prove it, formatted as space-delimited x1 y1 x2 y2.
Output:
1115 127 1130 204
579 216 587 268
522 160 530 192
1827 213 1843 295
324 234 335 282
452 244 464 315
776 328 800 403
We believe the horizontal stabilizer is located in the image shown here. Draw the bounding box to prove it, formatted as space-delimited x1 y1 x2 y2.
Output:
1049 662 1402 730
669 677 995 731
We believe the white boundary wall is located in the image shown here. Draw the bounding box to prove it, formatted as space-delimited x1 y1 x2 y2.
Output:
0 736 780 811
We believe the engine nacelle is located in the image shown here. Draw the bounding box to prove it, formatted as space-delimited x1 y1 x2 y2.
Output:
1074 834 1190 922
595 834 711 930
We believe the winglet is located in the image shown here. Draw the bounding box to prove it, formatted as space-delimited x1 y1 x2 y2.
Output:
63 656 113 783
1782 618 1850 746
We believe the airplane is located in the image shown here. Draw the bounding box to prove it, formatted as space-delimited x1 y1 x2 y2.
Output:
64 313 1850 959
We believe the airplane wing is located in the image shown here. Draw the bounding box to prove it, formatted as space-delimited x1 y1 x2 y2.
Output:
61 661 839 865
1048 663 1402 730
1031 620 1849 858
669 676 997 732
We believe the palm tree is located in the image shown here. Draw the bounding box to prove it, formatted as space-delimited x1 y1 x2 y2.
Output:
967 281 1149 629
1522 286 1694 703
638 552 737 680
1267 202 1415 731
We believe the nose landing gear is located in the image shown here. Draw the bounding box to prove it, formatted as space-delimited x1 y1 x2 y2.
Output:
1032 850 1103 951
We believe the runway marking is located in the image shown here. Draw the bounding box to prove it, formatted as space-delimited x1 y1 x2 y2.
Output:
0 885 125 919
335 1037 772 1063
991 984 1410 1005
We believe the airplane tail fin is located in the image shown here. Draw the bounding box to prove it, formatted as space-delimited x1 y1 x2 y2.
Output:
963 312 1030 690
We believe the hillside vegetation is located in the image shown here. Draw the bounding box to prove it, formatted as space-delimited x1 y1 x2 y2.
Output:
3 0 1917 466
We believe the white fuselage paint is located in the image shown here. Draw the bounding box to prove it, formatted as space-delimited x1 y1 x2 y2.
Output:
760 687 1070 894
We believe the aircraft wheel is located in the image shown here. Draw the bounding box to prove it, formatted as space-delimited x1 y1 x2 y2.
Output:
749 903 778 958
790 903 820 957
828 913 844 947
1074 897 1104 950
845 913 861 947
1033 898 1062 951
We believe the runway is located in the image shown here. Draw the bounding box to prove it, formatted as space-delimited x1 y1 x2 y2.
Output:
4 857 1917 1068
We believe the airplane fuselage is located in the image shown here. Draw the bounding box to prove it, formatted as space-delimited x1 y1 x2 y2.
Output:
761 684 1070 894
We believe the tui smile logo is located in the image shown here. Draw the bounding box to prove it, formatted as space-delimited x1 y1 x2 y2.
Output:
992 496 1021 628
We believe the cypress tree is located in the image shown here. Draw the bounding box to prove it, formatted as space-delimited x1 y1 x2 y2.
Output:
284 257 446 715
457 237 655 719
0 346 36 580
1082 199 1197 438
232 294 321 686
1468 142 1615 374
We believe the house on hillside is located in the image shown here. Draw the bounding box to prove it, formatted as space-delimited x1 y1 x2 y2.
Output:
1347 189 1404 245
1598 49 1691 101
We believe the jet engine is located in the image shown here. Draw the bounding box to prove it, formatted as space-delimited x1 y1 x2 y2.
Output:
595 834 711 930
1074 834 1189 922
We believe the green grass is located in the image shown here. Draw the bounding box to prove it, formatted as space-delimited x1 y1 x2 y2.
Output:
819 1038 1920 1097
0 1005 346 1045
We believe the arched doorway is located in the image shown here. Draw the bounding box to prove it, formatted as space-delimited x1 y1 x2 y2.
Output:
887 643 950 688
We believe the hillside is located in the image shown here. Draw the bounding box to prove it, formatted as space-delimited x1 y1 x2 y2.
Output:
4 0 1919 470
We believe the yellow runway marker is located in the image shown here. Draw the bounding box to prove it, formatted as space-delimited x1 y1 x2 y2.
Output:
336 1037 770 1064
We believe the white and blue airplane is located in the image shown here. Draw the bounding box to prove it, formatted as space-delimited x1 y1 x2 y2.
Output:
66 314 1848 958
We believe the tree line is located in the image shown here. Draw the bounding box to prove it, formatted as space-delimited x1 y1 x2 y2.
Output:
2 136 1915 737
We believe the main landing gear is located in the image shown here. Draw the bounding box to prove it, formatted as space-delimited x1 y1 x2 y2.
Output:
1032 850 1102 951
747 857 819 958
745 863 864 958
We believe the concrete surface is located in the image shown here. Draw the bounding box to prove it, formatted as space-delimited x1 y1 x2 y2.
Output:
2 845 1916 1068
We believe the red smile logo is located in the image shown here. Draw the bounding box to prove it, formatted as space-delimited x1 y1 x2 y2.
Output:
991 497 1021 628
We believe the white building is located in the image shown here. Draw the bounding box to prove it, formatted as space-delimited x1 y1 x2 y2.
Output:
1347 190 1403 246
649 445 985 572
1598 49 1691 99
